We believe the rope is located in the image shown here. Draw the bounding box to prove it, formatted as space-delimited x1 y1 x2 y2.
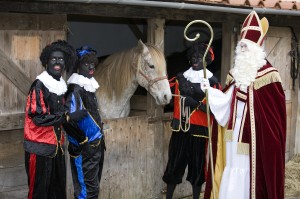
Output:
173 94 191 132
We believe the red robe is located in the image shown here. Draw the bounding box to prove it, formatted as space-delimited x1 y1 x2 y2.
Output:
205 62 286 199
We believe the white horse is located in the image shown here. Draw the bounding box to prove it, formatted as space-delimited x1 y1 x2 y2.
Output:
94 40 172 119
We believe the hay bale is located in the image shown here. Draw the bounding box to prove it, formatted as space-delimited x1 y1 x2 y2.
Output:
285 154 300 197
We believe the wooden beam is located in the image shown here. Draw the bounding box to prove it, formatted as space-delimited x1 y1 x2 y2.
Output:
220 18 237 85
128 19 146 42
148 112 173 123
0 1 229 22
0 1 299 26
0 113 24 131
146 18 166 198
0 13 66 30
0 49 32 95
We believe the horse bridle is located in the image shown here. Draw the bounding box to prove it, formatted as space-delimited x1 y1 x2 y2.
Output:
138 69 168 90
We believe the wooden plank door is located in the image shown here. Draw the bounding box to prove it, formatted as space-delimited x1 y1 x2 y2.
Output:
264 26 297 161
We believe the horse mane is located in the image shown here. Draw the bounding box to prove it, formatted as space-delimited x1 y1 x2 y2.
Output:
94 43 166 99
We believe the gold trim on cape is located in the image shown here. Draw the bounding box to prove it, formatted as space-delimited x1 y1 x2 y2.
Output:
225 74 234 86
249 83 256 199
237 142 250 155
237 103 248 145
236 91 247 100
254 69 282 90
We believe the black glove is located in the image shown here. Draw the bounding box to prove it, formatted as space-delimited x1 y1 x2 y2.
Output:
68 142 84 157
69 110 88 121
63 120 87 143
198 103 207 113
184 96 199 110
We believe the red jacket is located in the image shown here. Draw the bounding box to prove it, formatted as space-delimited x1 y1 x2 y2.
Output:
169 73 221 136
172 80 210 127
24 80 65 157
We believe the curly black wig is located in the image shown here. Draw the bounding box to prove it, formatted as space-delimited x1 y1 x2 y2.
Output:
186 42 214 66
40 40 77 73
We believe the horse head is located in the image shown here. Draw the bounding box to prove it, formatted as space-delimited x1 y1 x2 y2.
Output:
136 40 172 105
94 40 172 118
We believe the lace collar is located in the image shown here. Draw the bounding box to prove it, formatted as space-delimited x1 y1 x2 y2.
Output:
183 67 213 83
67 73 99 93
36 71 67 95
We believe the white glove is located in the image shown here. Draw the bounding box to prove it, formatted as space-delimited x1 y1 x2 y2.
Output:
201 78 210 91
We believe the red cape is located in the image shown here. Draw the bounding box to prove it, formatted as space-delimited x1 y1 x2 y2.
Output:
204 62 286 199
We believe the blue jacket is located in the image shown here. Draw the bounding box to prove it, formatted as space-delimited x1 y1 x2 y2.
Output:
65 84 102 146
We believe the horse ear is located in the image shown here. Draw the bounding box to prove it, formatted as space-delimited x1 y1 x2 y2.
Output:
137 39 149 54
137 39 146 52
155 40 164 50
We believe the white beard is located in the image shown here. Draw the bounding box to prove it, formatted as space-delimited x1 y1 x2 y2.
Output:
231 40 266 91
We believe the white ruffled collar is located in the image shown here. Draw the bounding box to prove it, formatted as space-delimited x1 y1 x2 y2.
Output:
36 71 67 95
67 73 99 93
183 67 213 83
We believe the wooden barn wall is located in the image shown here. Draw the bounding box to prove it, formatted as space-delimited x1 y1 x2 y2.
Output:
101 116 159 198
0 129 26 198
0 13 67 129
0 13 66 198
98 115 191 199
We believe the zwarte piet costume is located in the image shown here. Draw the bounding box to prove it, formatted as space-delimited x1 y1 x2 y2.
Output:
24 40 77 199
163 43 221 199
65 46 105 199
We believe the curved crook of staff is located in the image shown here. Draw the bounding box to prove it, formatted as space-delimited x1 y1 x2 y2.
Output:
184 20 216 199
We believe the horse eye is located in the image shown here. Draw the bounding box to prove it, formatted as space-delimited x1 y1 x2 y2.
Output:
149 65 155 69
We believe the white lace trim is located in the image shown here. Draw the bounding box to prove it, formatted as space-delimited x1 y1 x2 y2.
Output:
36 71 67 95
183 67 213 83
67 73 99 93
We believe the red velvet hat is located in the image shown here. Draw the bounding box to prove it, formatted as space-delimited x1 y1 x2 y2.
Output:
240 11 269 46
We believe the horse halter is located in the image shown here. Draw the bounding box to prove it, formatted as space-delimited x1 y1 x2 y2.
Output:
138 69 167 90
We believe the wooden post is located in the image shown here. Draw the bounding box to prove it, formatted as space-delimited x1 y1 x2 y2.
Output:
292 26 300 156
221 19 237 86
147 18 165 199
147 18 165 117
